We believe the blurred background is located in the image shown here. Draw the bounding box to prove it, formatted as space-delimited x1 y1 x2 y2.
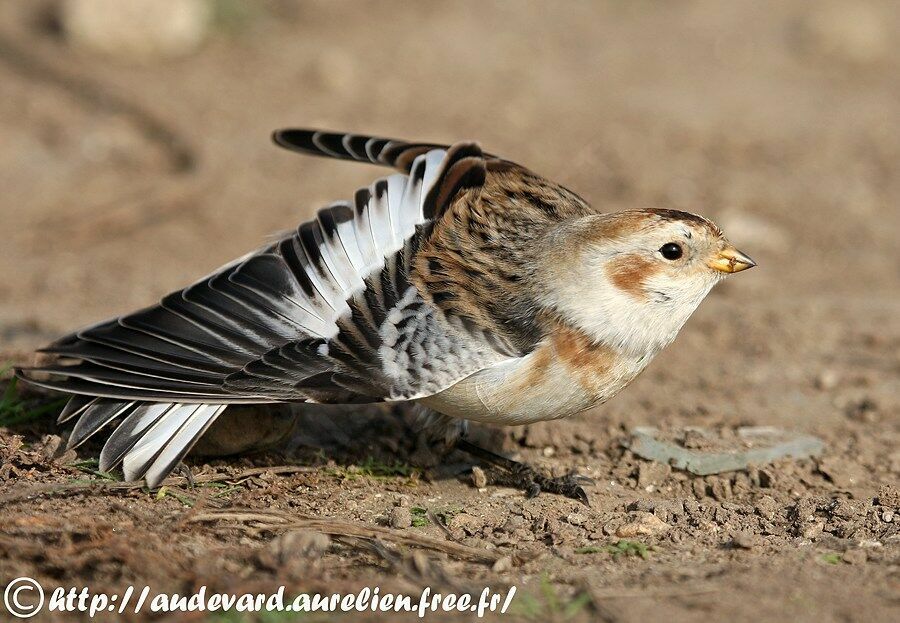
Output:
0 2 898 620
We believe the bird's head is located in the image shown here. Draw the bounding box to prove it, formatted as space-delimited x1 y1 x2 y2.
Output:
535 208 755 356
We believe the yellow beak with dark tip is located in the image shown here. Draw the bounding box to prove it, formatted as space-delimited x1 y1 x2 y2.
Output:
708 246 757 274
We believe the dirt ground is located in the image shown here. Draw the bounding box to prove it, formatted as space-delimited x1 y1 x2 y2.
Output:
1 1 898 621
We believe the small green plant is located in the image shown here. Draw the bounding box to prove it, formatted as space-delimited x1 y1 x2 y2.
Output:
575 540 650 559
510 574 591 621
155 486 196 507
326 457 419 482
574 546 605 554
0 373 67 427
209 0 261 34
208 610 306 623
354 457 417 478
208 604 334 622
434 505 463 524
410 507 430 527
71 458 120 481
607 540 650 559
822 552 842 565
201 481 242 498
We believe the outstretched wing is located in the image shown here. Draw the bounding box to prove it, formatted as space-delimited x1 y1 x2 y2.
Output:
16 130 511 484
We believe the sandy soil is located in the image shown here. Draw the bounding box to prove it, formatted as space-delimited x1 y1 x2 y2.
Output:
1 1 898 621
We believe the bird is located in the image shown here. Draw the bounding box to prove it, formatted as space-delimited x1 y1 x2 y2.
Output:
16 128 756 503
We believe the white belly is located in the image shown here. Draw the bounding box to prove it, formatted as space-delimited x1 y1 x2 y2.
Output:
418 334 647 425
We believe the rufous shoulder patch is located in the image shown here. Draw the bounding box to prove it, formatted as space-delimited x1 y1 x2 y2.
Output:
551 324 618 395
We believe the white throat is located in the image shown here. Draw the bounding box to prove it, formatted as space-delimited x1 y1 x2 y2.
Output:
540 257 719 357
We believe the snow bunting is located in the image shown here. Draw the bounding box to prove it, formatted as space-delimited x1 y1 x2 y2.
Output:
16 129 755 500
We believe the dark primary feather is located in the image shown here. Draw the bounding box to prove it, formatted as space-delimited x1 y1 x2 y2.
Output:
272 129 448 172
272 128 507 175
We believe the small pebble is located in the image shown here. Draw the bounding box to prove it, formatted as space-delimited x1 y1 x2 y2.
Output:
881 511 894 523
814 370 840 390
802 521 825 539
471 466 488 489
390 506 412 529
491 556 513 573
40 435 63 461
731 531 758 549
616 512 669 538
794 1 889 66
841 549 867 565
566 512 587 527
61 0 211 61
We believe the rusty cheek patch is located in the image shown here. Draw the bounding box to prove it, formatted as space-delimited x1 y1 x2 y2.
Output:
552 326 618 395
605 253 659 299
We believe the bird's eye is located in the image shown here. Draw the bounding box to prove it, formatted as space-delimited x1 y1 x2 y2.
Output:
659 242 683 260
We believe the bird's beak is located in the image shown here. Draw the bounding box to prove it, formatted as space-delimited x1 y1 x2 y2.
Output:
708 245 757 274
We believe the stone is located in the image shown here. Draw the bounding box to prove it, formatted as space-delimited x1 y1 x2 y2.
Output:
628 426 825 476
709 477 733 502
38 435 64 461
828 498 865 521
731 531 758 549
61 0 211 62
501 515 525 533
801 521 825 540
471 466 488 489
566 512 587 527
616 512 670 538
841 549 867 565
794 1 889 66
692 479 708 500
814 370 841 390
390 506 412 529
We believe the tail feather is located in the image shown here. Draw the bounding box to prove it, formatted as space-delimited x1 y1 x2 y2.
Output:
121 403 201 482
57 395 96 424
143 404 226 487
67 400 137 450
99 402 174 472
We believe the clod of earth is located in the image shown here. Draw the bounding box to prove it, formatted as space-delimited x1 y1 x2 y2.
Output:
615 512 670 538
627 426 825 476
